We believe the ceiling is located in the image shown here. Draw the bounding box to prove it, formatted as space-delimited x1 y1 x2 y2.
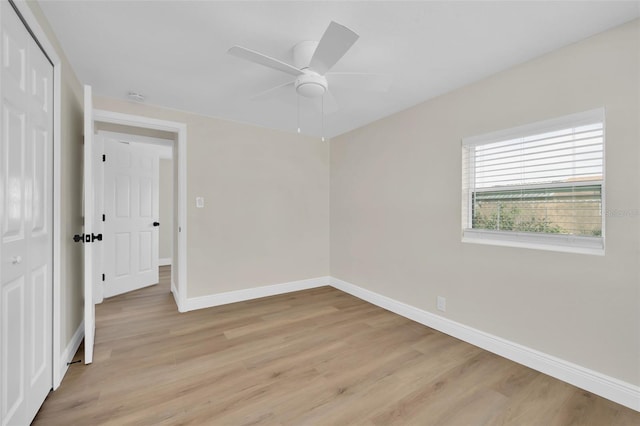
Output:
39 1 639 138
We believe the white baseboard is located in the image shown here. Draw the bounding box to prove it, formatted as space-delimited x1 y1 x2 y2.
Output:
330 277 640 412
172 273 639 411
159 258 172 266
171 279 185 313
55 320 84 389
183 276 330 312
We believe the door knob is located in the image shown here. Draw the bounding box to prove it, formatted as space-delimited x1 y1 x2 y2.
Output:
11 256 22 264
153 222 160 227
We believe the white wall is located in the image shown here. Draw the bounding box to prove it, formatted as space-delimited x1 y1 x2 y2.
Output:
330 20 640 386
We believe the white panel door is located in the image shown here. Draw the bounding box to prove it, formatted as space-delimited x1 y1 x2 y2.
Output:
103 137 159 298
83 85 95 364
0 2 53 424
92 134 104 304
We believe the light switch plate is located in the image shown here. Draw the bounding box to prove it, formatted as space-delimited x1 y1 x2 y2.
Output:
196 197 205 208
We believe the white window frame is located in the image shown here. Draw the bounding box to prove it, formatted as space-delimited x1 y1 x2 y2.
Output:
462 108 605 256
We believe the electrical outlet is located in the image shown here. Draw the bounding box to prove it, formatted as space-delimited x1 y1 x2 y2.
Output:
437 296 446 312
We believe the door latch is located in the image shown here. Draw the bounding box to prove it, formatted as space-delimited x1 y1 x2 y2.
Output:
73 233 102 243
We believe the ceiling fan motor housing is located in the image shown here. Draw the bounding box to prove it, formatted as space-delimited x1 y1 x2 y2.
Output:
292 40 328 98
295 73 328 98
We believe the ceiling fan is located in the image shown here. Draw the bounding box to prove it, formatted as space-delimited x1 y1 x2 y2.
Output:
227 21 389 123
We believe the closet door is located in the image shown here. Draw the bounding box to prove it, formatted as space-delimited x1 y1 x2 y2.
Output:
0 1 54 424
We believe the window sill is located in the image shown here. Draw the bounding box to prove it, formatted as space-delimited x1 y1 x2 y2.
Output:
462 229 604 256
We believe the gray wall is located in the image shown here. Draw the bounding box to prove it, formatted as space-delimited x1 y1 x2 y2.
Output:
330 20 640 386
93 97 330 298
159 159 173 262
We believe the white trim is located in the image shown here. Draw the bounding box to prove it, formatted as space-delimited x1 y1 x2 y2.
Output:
56 320 84 388
94 110 186 133
329 276 640 412
51 31 63 391
98 130 174 149
92 110 188 312
183 277 330 312
170 279 184 312
462 108 605 146
159 258 172 266
10 0 65 391
462 229 604 256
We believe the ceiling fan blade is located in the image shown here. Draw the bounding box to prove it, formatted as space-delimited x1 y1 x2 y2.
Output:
327 72 391 92
309 21 359 75
228 46 304 77
250 81 295 101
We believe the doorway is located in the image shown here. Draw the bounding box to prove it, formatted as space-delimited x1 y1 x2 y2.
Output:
91 113 187 309
98 130 173 299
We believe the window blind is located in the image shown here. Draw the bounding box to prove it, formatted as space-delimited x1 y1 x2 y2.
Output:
462 109 605 252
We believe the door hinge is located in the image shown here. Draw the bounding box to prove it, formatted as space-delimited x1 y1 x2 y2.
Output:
102 154 106 162
102 273 105 282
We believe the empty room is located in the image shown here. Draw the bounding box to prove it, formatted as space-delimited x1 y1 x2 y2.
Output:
1 0 639 424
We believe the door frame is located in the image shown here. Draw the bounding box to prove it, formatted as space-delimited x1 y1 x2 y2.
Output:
93 110 188 312
9 0 63 390
98 130 172 301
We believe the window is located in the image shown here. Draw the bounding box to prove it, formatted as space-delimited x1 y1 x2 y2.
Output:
462 109 604 254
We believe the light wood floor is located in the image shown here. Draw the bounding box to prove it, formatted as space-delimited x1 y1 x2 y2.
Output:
34 266 639 425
